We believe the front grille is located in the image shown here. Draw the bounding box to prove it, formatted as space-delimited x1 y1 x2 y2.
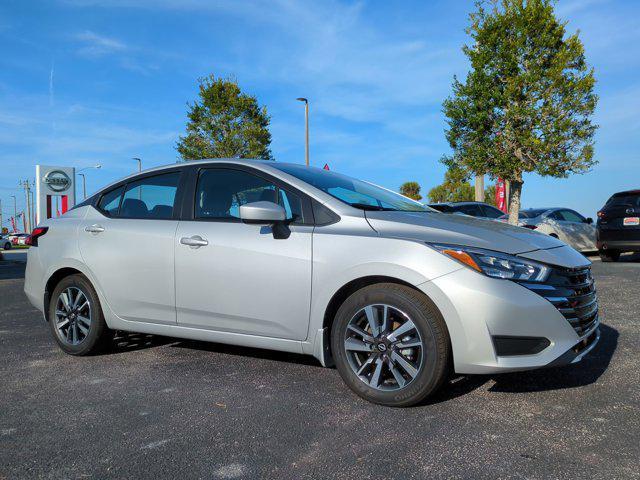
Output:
520 266 598 337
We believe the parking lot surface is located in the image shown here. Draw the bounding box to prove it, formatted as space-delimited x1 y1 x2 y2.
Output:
1 254 639 479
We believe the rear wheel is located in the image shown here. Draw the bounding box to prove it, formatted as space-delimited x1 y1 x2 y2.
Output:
2 242 10 250
331 283 450 407
599 249 620 262
48 274 112 355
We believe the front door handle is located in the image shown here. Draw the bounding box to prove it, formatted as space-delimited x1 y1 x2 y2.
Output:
85 224 105 234
180 235 209 248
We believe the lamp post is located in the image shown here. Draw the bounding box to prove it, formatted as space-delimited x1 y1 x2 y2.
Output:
76 164 101 200
296 98 309 166
78 173 86 199
133 157 142 172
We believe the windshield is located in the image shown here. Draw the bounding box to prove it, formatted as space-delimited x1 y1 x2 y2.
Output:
273 164 430 212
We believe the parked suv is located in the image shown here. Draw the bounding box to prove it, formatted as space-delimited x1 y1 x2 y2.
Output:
597 190 640 261
24 160 599 406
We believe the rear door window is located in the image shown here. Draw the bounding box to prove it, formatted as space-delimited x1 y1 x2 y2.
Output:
120 172 181 219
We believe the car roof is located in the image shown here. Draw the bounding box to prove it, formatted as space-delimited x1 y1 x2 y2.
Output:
95 158 300 193
611 189 640 197
79 158 357 214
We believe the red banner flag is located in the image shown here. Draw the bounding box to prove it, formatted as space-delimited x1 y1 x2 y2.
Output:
495 178 507 213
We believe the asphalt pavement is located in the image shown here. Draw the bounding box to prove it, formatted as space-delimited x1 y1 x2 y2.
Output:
1 253 638 479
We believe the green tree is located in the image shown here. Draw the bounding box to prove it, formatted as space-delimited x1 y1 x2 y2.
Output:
484 184 497 207
442 0 597 224
428 168 475 203
399 181 423 201
177 75 274 160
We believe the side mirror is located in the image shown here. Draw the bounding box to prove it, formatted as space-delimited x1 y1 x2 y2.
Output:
585 217 593 224
239 201 286 224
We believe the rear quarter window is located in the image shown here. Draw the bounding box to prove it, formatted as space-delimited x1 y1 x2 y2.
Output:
97 186 125 216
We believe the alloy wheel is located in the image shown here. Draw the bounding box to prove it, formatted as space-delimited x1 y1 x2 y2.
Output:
343 304 424 391
54 287 92 346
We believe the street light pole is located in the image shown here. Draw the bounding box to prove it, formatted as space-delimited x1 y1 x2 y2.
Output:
78 173 87 199
75 164 101 201
133 157 142 172
296 98 309 166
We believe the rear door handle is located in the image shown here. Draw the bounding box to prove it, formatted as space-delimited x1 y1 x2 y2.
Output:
85 224 105 233
180 235 208 248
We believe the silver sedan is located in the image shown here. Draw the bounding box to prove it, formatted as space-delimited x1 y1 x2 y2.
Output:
24 160 599 406
500 208 597 253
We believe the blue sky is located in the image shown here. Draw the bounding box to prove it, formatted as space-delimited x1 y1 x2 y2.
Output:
1 0 639 229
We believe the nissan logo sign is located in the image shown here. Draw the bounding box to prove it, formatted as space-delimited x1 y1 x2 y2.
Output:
43 170 71 193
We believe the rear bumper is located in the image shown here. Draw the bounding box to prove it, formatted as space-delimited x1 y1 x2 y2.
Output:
24 248 46 314
596 239 640 251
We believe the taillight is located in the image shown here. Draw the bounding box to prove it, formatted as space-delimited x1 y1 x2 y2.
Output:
522 225 537 230
27 227 48 247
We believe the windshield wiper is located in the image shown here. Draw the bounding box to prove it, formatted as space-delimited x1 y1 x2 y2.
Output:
350 203 398 211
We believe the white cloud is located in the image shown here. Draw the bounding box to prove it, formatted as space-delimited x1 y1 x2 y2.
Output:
75 30 127 57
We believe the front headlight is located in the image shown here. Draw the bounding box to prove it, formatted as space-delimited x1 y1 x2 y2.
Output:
429 244 550 282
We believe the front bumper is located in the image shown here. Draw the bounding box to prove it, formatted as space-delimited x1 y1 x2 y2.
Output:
547 328 600 367
418 266 599 374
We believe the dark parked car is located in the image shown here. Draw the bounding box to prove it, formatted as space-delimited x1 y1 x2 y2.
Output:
596 189 640 261
428 201 505 220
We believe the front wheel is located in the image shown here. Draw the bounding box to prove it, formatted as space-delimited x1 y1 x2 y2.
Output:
599 249 620 262
2 242 10 250
48 274 113 355
331 283 450 407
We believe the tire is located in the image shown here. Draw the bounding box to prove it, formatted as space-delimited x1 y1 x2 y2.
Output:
599 249 620 262
2 242 10 250
331 283 450 407
48 274 113 355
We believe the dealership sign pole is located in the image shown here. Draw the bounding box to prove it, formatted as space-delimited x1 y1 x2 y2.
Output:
35 165 76 227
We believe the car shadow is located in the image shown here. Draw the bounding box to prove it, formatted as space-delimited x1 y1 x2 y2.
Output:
171 339 323 367
106 331 177 353
487 323 618 393
103 324 618 401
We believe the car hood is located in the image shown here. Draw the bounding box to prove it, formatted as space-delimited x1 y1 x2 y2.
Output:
365 210 565 255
